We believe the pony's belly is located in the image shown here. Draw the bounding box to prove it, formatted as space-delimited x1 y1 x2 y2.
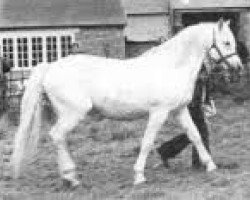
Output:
90 103 148 120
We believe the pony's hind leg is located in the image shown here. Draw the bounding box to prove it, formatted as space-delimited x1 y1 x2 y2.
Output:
177 107 217 172
48 115 81 188
134 109 168 185
48 97 92 188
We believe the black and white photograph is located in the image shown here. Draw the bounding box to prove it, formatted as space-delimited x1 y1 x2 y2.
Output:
1 0 250 199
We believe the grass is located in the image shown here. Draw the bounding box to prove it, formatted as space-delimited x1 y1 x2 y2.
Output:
1 97 250 199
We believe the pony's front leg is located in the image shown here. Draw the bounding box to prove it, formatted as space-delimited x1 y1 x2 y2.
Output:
134 109 168 185
177 107 217 172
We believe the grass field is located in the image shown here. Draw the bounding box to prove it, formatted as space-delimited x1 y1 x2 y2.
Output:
1 97 250 199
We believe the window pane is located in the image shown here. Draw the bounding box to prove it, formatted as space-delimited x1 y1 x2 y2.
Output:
17 37 29 68
2 38 14 68
24 60 28 67
46 36 58 63
31 37 43 67
61 35 72 57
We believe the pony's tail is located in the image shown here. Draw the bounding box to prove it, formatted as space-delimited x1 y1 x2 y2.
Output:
12 63 49 179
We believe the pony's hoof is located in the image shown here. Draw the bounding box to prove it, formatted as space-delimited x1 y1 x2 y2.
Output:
62 179 80 190
206 161 217 172
134 173 146 185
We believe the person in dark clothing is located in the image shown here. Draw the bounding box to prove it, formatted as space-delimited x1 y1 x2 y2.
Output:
157 65 215 168
237 40 249 65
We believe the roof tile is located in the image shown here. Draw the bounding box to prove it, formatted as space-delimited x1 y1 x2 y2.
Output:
0 0 126 28
122 0 169 14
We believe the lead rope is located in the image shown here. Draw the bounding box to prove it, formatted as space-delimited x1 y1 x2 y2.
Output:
201 84 206 106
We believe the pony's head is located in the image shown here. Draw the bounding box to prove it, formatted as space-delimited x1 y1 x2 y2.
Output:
207 18 243 75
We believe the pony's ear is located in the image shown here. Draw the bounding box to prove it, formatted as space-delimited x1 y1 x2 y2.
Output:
218 18 224 31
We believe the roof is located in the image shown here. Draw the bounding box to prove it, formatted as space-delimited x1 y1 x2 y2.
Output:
172 0 250 10
0 0 126 28
121 0 169 15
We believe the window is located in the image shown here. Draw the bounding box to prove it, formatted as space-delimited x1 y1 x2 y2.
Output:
2 38 14 68
17 37 29 68
0 30 76 69
32 37 43 67
61 36 72 57
46 36 58 63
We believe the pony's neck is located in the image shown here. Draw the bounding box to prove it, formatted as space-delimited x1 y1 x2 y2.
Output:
140 23 214 86
187 24 214 81
169 24 213 83
181 25 214 93
158 23 214 95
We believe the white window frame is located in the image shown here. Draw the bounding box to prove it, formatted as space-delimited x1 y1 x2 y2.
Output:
0 29 78 71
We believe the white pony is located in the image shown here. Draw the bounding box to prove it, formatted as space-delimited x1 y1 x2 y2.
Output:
12 19 242 187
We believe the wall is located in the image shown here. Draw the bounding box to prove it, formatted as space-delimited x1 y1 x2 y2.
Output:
75 27 125 59
239 12 250 58
122 0 170 57
125 41 159 58
125 15 171 42
238 11 250 79
124 15 171 58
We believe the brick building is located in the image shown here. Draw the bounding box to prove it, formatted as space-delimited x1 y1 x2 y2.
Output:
0 0 126 111
0 0 126 72
1 0 250 68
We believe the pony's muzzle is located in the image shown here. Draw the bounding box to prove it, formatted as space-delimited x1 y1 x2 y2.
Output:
238 61 244 74
234 58 244 77
228 55 244 74
227 56 245 82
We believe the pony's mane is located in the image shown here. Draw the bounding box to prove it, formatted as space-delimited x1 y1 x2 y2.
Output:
141 22 215 57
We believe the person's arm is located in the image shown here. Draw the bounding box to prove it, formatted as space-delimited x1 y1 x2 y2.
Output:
202 99 216 118
202 79 216 118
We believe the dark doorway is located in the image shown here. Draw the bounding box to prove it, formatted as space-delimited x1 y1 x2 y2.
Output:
181 12 240 36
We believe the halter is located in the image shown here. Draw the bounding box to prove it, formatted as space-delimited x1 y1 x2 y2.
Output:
208 29 237 68
194 28 238 113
